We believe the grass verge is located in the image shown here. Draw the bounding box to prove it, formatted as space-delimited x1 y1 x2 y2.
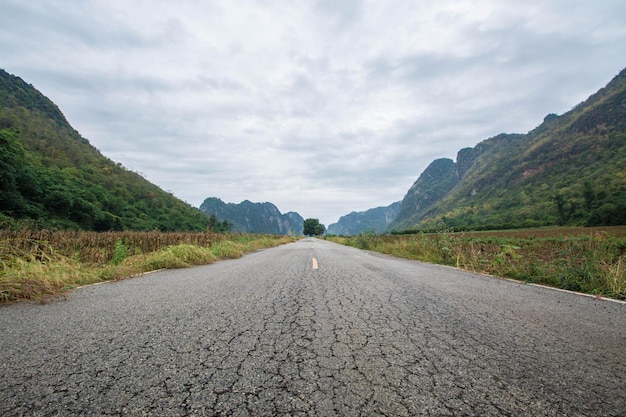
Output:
0 233 297 303
327 226 626 300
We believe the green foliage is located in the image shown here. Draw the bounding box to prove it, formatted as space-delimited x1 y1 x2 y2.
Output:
0 69 209 231
210 240 244 259
207 214 232 233
303 218 325 236
492 244 520 268
0 129 27 213
140 244 217 270
111 238 128 265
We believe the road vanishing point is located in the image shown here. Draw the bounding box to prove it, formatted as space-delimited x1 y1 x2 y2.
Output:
1 238 625 416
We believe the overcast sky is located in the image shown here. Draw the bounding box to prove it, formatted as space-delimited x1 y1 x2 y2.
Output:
1 0 625 226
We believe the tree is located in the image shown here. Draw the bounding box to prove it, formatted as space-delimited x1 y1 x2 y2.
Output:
0 130 25 211
207 214 232 233
303 218 325 236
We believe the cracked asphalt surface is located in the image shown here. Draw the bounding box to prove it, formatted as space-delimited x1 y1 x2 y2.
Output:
1 238 625 416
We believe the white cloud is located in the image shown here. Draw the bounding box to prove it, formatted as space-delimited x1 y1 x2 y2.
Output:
1 0 625 226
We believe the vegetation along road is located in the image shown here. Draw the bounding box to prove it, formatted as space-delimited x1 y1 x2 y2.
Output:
1 238 624 416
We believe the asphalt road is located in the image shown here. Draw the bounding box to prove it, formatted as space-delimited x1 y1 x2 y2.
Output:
1 238 625 416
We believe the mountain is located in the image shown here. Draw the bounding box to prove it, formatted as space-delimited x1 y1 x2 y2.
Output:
199 197 303 235
0 69 209 231
390 158 461 231
327 202 401 235
390 67 626 231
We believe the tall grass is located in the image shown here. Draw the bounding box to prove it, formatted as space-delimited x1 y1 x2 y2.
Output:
0 230 297 303
0 230 226 265
328 227 626 300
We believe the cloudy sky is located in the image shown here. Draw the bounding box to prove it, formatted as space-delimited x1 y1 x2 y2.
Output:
1 0 625 226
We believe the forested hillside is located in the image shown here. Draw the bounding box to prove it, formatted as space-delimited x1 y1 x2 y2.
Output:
390 67 626 231
0 69 209 231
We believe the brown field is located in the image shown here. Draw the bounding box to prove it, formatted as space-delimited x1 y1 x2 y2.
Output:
456 226 626 239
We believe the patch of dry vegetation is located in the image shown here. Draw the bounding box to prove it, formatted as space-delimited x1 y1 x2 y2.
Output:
0 230 297 303
328 226 626 300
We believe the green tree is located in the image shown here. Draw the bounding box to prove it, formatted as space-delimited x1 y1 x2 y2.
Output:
0 129 25 211
207 214 232 233
303 218 325 236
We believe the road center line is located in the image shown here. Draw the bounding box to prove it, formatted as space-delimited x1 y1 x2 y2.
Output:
312 258 318 270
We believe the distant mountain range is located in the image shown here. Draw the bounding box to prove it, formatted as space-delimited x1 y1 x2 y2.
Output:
333 67 626 234
327 202 401 235
199 197 304 235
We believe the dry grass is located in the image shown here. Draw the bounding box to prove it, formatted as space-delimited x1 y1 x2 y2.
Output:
328 226 626 300
0 230 298 303
0 230 226 264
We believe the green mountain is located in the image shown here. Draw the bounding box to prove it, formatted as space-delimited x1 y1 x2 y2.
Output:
199 197 304 235
0 69 209 231
327 202 401 236
390 67 626 231
390 158 460 231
